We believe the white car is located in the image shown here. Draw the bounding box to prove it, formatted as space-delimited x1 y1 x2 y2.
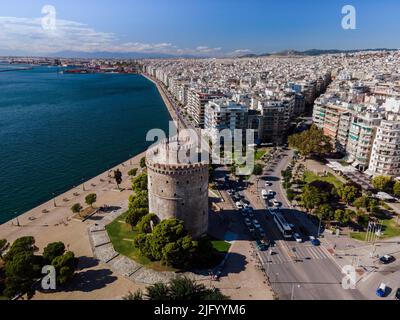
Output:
236 201 243 209
293 233 302 243
272 199 280 207
265 182 272 187
261 189 269 200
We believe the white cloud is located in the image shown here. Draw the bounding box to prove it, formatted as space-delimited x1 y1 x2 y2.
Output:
0 15 225 56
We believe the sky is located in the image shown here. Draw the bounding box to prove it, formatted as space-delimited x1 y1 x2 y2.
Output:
0 0 399 56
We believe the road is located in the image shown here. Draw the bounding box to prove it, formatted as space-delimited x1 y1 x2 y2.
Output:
236 149 366 299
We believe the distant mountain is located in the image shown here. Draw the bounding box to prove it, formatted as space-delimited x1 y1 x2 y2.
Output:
239 48 399 58
47 51 206 59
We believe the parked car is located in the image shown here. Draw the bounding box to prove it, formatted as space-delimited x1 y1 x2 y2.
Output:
265 182 272 187
253 220 261 228
268 190 275 196
272 199 281 207
227 189 234 195
244 218 252 227
256 240 268 251
379 255 395 265
236 202 243 209
311 238 320 246
395 288 400 300
293 233 302 243
376 283 387 298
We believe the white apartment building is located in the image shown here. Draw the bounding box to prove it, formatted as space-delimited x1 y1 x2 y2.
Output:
204 99 249 142
367 113 400 177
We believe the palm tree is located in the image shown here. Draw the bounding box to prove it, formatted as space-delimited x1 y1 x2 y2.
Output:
146 282 170 300
114 169 123 190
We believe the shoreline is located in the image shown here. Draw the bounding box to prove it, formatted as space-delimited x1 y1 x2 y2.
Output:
0 72 179 231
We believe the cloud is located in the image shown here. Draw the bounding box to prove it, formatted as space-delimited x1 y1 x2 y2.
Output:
0 15 224 56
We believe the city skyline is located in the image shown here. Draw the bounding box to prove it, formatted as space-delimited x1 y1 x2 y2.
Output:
0 0 399 57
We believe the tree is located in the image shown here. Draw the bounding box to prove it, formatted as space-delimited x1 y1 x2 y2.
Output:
114 169 123 189
288 125 333 157
123 290 144 300
126 208 149 228
338 185 360 204
286 189 295 201
353 196 368 210
3 237 41 299
128 168 138 177
161 236 197 269
132 173 148 192
393 180 400 197
253 164 263 176
372 176 394 193
43 242 65 264
136 213 159 234
4 236 37 262
137 277 229 301
4 251 41 299
51 251 76 286
316 204 334 221
140 157 146 169
70 203 82 214
301 185 330 212
146 282 170 300
334 209 344 223
129 191 149 210
85 193 97 208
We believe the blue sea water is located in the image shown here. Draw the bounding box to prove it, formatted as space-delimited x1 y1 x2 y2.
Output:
0 65 171 223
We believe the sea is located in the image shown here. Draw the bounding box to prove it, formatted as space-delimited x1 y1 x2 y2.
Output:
0 64 171 224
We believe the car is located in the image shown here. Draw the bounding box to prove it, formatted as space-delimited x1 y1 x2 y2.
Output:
268 190 275 196
272 199 281 207
241 210 248 218
293 233 302 243
395 288 400 300
376 283 387 297
259 229 266 238
289 223 295 229
311 238 320 246
236 202 243 209
253 221 261 229
379 255 395 264
265 182 272 187
243 202 250 209
256 240 268 251
227 189 234 195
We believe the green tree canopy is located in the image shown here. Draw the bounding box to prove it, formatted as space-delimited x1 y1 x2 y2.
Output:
253 164 263 176
128 168 138 177
316 204 334 221
132 173 148 193
51 251 76 286
126 207 149 228
288 125 333 157
372 176 394 193
70 203 82 214
337 184 361 204
43 242 65 264
129 276 229 301
140 157 147 169
136 213 159 234
85 193 97 208
393 180 400 197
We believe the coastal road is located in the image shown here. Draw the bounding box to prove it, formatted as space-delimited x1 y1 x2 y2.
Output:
249 149 366 300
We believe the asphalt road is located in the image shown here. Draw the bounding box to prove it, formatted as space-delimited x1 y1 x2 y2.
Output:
248 149 366 300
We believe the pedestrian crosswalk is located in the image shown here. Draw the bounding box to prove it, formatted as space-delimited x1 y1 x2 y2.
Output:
259 245 330 265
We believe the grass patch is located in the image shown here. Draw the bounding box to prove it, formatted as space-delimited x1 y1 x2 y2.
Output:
210 240 231 253
303 170 344 188
350 216 400 241
105 212 175 271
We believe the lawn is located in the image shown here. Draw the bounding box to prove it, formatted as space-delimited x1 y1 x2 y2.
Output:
350 216 400 241
303 170 344 188
106 212 177 271
210 239 231 253
255 148 272 161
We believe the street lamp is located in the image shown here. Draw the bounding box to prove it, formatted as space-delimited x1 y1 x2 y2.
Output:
52 193 57 207
291 284 301 300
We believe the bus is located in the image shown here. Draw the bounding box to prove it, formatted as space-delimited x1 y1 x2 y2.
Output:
272 211 293 239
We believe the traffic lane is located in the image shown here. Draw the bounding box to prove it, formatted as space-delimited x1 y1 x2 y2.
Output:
267 256 365 300
357 253 400 300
